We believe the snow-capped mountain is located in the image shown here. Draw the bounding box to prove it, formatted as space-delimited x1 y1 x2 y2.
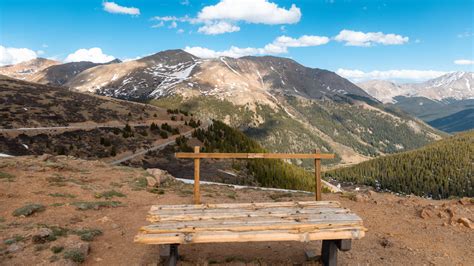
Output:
414 72 473 101
358 71 474 103
64 49 372 106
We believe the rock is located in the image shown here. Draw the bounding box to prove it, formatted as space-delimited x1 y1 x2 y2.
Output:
65 240 90 257
146 168 173 185
353 194 369 202
457 218 473 229
419 207 433 219
111 223 119 229
378 237 394 248
7 243 23 253
37 227 53 237
32 228 54 243
97 216 112 223
446 208 456 225
366 190 377 198
38 154 53 161
145 175 158 187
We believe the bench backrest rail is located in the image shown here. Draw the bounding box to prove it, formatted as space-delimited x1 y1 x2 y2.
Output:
175 146 335 204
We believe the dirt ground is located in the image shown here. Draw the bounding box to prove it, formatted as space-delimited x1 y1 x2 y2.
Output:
0 156 473 265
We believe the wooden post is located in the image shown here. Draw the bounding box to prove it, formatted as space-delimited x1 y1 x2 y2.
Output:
314 149 322 201
193 146 201 204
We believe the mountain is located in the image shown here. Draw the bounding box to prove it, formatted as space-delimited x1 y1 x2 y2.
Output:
66 50 443 166
324 130 474 198
32 59 122 86
1 50 443 166
358 72 474 103
358 72 474 132
0 58 60 80
356 79 409 104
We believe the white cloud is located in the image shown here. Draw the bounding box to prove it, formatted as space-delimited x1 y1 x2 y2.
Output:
454 59 474 65
151 21 164 28
184 34 329 58
36 50 45 55
64 48 115 63
169 21 178 29
177 29 185 34
153 0 300 35
0 45 38 66
180 0 190 5
103 2 140 16
334 29 409 46
336 68 446 82
198 21 240 35
198 0 301 25
272 35 330 48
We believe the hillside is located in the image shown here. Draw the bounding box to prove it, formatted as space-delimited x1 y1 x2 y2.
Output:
324 131 474 198
0 76 168 129
428 109 474 133
124 120 324 191
0 156 472 265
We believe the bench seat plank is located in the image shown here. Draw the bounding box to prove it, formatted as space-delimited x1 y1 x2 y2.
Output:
135 201 366 245
135 227 365 244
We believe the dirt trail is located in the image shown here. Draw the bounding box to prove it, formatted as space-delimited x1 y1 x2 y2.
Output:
0 156 472 265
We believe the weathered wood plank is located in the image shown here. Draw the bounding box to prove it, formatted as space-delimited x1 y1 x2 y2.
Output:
149 206 349 216
134 228 365 245
175 152 335 159
141 221 364 234
150 201 340 211
142 214 363 231
147 208 352 222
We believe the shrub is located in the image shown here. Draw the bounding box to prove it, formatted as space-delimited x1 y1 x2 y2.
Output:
94 190 126 199
48 193 76 198
64 249 85 263
12 204 45 217
72 228 102 241
71 201 122 210
51 246 64 253
0 171 14 181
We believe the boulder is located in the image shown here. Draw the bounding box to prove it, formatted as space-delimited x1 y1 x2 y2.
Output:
457 218 473 229
146 168 173 187
7 243 23 253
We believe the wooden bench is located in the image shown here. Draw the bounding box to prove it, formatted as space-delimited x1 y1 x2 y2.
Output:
134 201 366 266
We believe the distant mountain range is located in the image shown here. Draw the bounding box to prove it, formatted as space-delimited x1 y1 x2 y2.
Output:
357 72 474 132
0 50 443 166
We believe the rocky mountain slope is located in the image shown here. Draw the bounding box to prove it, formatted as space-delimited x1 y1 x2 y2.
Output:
0 155 473 265
0 58 60 80
358 72 474 132
1 50 443 166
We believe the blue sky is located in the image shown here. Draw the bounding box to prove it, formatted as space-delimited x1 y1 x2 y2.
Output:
0 0 472 81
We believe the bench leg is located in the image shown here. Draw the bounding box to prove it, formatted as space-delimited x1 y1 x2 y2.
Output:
321 240 338 266
161 244 179 266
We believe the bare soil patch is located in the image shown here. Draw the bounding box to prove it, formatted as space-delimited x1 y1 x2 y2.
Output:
0 156 472 265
